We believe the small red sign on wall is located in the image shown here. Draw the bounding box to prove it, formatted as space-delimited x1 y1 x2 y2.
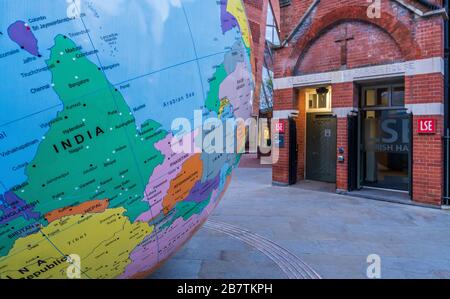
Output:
417 118 436 134
275 122 285 134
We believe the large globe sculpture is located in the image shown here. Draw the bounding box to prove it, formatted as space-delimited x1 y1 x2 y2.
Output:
0 0 253 279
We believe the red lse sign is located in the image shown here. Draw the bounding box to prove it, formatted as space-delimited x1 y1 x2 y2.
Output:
417 118 436 134
275 122 285 134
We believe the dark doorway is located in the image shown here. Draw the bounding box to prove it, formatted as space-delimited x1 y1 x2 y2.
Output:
360 84 411 192
306 113 337 183
288 117 298 185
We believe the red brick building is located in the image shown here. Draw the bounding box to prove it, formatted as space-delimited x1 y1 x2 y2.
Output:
271 0 449 206
243 0 281 116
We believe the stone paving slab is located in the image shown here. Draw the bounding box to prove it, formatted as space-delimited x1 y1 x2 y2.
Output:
151 168 450 279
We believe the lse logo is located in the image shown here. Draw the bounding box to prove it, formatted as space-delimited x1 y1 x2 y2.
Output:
275 122 285 134
417 118 436 134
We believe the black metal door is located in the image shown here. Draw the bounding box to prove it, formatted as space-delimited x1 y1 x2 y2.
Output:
408 112 413 198
348 112 359 191
306 114 337 183
288 117 298 185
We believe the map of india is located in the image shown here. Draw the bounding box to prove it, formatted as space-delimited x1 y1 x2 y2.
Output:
0 0 253 279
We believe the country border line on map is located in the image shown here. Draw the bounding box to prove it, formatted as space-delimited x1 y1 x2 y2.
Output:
2 98 251 201
72 0 166 266
181 4 207 116
1 111 247 232
39 227 92 279
1 98 250 201
0 50 230 129
0 212 123 279
0 254 64 278
1 109 242 235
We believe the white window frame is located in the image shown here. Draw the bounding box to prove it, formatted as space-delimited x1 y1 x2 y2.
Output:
305 88 332 113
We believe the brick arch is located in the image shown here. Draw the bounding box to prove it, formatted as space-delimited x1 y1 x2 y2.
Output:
284 5 422 77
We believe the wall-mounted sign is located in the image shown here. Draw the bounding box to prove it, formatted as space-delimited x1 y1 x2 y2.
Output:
274 134 285 148
417 118 436 134
275 122 285 134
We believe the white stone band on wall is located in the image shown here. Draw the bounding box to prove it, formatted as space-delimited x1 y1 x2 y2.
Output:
273 110 299 119
406 103 444 116
273 57 445 90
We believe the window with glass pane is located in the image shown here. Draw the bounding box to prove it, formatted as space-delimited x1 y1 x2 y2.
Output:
392 86 405 106
365 88 389 107
260 65 274 110
309 94 317 109
318 93 327 108
377 88 389 106
308 93 328 110
265 4 280 45
365 89 376 106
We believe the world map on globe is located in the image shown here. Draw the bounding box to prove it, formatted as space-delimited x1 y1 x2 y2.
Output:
0 0 253 279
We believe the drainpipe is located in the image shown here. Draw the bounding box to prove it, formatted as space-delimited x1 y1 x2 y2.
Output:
443 0 450 207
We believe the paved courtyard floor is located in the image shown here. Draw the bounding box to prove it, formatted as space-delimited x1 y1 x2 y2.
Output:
151 166 450 279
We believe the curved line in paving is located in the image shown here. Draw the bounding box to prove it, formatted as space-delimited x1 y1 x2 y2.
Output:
204 220 322 279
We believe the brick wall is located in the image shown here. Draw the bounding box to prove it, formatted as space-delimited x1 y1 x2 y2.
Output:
296 90 306 180
298 22 403 74
406 73 444 205
412 115 444 205
243 0 268 116
405 73 444 104
243 0 281 116
275 0 445 77
272 87 295 184
272 118 290 184
332 83 356 191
